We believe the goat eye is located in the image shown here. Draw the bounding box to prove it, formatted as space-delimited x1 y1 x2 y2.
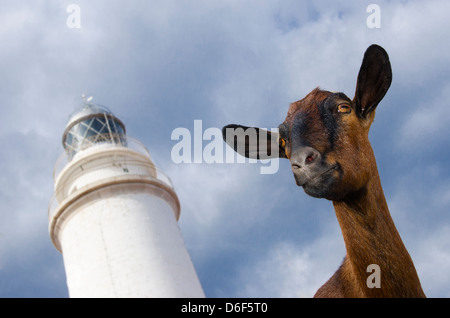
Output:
337 104 351 113
279 138 286 148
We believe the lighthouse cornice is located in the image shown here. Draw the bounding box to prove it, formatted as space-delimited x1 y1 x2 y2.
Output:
49 142 179 225
49 176 181 252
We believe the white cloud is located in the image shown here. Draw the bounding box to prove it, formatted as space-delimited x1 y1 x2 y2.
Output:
386 162 450 297
167 161 280 251
234 221 344 298
416 225 450 297
398 83 450 149
388 0 450 84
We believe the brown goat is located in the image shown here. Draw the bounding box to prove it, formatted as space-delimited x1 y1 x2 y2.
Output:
222 45 425 297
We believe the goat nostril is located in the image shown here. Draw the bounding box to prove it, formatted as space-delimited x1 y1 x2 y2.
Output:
291 149 319 170
305 153 316 165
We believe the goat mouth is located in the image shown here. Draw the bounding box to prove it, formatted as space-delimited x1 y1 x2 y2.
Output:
313 165 338 181
296 165 339 187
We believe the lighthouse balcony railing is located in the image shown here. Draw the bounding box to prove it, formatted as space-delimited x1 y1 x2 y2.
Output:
53 135 153 183
49 136 176 220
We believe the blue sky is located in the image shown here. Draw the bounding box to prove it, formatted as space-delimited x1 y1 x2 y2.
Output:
0 0 450 297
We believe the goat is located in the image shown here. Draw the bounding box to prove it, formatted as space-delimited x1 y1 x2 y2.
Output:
222 45 425 297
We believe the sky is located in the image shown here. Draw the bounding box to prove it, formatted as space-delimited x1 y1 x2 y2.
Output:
0 0 449 298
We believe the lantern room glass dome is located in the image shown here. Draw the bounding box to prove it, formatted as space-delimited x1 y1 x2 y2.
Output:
63 100 127 161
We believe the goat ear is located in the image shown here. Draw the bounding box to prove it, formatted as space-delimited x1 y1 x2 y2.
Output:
353 44 392 119
222 124 286 159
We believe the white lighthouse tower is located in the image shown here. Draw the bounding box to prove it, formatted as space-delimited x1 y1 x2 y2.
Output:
48 97 204 298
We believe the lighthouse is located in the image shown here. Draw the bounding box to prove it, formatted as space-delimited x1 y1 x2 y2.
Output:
48 97 204 298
